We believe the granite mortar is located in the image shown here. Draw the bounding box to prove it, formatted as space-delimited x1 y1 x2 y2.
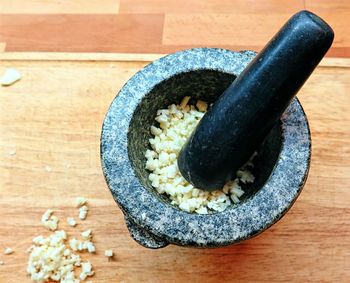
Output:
100 48 311 249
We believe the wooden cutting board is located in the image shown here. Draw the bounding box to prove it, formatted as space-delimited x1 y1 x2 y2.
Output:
0 52 349 283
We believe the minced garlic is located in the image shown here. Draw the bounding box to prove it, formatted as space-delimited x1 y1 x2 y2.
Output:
4 248 13 255
75 197 87 207
104 250 113 258
27 200 99 283
145 97 255 214
79 205 88 220
41 209 59 231
67 217 77 227
0 68 21 86
27 230 85 282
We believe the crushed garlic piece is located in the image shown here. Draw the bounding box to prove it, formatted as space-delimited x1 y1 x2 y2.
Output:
44 165 52 172
81 229 92 240
4 248 13 255
0 68 21 86
41 209 59 231
104 249 114 258
79 205 88 220
196 100 208 112
80 261 94 280
67 217 77 227
75 197 87 207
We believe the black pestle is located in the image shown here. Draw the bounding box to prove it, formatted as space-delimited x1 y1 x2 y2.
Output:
177 10 334 191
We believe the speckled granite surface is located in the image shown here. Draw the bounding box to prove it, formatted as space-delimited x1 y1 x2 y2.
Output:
100 48 311 248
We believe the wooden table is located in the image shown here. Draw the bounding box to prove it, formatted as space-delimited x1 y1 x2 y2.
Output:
0 0 350 57
0 53 349 282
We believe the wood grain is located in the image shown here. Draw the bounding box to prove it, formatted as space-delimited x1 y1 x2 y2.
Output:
0 42 5 52
0 53 349 282
162 13 292 46
0 0 349 57
306 0 350 11
0 14 164 52
119 0 304 14
0 0 119 14
162 11 350 58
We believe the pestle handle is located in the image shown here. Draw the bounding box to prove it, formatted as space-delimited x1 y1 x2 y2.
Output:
178 10 334 191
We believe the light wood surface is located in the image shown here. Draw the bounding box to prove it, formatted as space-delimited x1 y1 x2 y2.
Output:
0 0 350 57
0 0 120 14
0 53 349 283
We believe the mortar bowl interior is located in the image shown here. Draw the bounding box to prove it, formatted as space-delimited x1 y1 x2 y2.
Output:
128 69 282 209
